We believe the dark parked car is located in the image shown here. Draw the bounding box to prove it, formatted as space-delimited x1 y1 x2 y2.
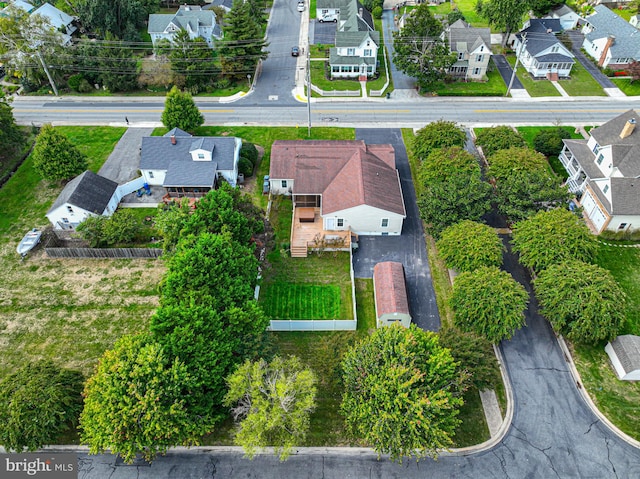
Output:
291 46 300 57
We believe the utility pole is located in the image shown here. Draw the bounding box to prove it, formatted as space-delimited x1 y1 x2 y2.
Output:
307 38 311 137
36 49 58 96
506 32 525 98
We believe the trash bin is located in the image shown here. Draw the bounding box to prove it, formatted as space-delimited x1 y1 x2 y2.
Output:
386 92 390 99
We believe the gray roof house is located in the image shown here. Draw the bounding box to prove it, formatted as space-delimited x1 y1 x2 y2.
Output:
139 128 242 198
559 109 640 233
444 19 491 81
547 4 581 31
605 335 640 381
148 5 221 48
582 5 640 68
326 0 379 78
46 171 119 230
513 18 574 79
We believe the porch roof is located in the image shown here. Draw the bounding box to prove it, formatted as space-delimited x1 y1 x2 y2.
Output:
562 139 604 180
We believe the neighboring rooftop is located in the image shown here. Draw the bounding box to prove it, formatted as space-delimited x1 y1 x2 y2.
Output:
47 171 118 215
584 5 640 59
373 261 410 317
608 335 640 375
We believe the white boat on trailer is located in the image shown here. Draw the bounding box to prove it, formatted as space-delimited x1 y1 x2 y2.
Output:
17 228 42 258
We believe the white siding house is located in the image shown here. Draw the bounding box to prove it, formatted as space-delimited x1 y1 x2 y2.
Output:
559 109 640 234
582 5 640 69
514 19 575 79
46 171 119 230
148 5 221 47
445 20 492 81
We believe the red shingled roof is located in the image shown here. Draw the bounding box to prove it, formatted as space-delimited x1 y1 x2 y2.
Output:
373 261 410 317
270 140 405 216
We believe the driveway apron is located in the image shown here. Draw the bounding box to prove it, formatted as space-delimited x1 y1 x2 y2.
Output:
97 127 154 184
353 128 440 332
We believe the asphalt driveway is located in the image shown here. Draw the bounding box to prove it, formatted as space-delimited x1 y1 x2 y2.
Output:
98 127 153 184
311 19 336 45
352 128 440 331
492 54 525 90
566 30 615 89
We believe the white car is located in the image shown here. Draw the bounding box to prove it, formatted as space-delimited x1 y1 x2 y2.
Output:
297 2 304 12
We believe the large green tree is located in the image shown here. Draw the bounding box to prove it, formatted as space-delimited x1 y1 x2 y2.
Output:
0 6 65 90
218 0 268 81
0 360 83 452
224 356 317 461
341 324 466 462
534 261 626 344
417 147 492 238
151 302 269 418
392 4 456 90
475 0 529 47
451 266 529 343
161 86 204 132
32 124 88 182
74 0 159 40
487 147 570 221
160 232 258 311
80 334 208 464
166 30 218 92
436 220 504 273
511 208 597 273
412 120 467 161
475 126 526 158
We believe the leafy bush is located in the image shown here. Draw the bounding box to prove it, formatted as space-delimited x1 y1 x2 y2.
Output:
412 120 466 161
238 157 253 177
437 220 503 272
240 141 259 166
533 127 573 157
475 126 526 157
372 6 382 18
76 209 141 247
67 74 84 92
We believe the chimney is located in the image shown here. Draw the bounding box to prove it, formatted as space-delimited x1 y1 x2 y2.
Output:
620 118 636 139
359 7 363 16
599 35 615 67
171 135 176 145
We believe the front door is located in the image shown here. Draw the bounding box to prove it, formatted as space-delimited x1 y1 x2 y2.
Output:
326 217 335 230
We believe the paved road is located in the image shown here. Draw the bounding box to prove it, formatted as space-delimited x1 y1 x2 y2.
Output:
381 9 415 90
12 96 640 128
241 0 301 106
352 128 439 331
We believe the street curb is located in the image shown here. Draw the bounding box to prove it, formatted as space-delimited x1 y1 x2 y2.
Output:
555 335 640 450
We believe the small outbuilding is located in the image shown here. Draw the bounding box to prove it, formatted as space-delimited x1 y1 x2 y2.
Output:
605 335 640 381
373 261 411 328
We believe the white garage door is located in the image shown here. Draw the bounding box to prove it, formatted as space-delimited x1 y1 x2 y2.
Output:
581 192 607 232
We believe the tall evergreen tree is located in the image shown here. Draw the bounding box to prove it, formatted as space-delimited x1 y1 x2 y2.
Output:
96 35 139 92
32 124 88 182
169 30 218 92
218 0 268 80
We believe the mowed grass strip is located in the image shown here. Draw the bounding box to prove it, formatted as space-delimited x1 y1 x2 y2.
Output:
261 283 341 319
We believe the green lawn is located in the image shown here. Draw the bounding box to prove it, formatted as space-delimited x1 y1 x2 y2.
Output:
506 56 560 97
260 197 354 320
0 127 126 240
310 60 362 96
0 125 163 382
570 244 640 442
433 68 507 96
612 78 640 96
452 0 489 27
559 62 606 96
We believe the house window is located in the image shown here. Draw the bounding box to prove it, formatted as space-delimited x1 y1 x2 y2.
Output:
592 143 600 154
381 218 389 228
347 48 355 56
281 180 287 188
62 217 69 223
337 218 344 227
619 223 628 230
66 206 73 214
603 184 609 194
332 66 340 72
366 40 370 46
476 54 483 62
198 153 205 159
364 49 372 57
551 46 559 53
322 9 328 13
596 153 604 165
480 45 484 52
367 65 373 72
148 171 154 178
458 52 464 60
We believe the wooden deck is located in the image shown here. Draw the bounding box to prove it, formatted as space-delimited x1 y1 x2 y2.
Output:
290 207 351 257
